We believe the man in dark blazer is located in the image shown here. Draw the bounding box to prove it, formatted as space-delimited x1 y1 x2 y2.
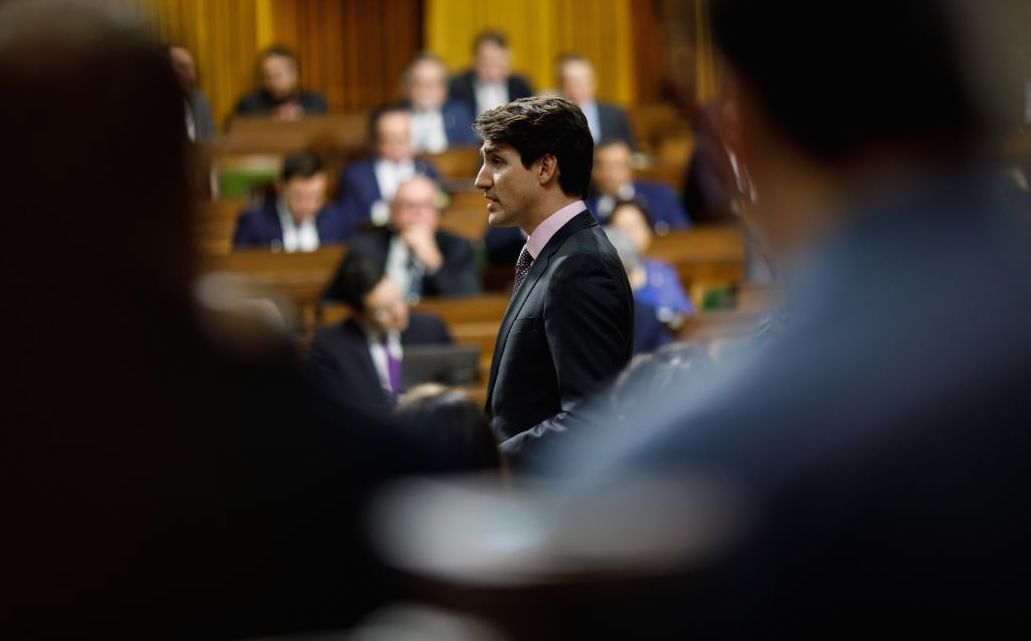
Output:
232 151 350 251
557 54 635 148
682 98 755 224
167 44 215 141
587 140 689 230
336 106 440 228
402 52 479 152
310 254 452 414
327 176 479 301
234 45 326 120
473 96 634 465
448 31 534 115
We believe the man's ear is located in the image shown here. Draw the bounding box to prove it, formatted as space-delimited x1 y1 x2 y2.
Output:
537 154 559 187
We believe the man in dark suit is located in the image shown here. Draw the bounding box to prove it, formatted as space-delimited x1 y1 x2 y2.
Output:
473 96 634 465
557 54 635 148
402 52 478 152
310 254 452 414
682 98 756 224
336 106 440 228
588 140 689 230
232 151 350 251
506 0 1031 637
234 45 326 120
326 175 480 301
166 44 214 141
448 31 534 116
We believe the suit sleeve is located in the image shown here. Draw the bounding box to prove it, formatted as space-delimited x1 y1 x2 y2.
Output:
423 236 481 296
500 254 633 465
231 213 254 250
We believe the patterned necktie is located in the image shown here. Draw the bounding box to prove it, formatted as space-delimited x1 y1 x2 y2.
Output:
512 246 534 297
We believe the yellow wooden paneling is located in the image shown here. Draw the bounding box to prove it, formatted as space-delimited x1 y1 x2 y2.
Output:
427 0 637 105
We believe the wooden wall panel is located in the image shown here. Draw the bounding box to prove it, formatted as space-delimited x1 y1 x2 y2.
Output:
426 0 637 105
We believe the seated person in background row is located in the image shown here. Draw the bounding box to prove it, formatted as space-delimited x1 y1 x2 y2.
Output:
588 140 689 230
401 52 478 153
607 199 694 323
166 44 214 141
604 227 677 355
309 254 453 414
326 175 480 302
337 105 440 227
682 97 756 224
557 53 635 148
232 151 350 251
395 384 501 473
449 30 534 115
234 45 327 120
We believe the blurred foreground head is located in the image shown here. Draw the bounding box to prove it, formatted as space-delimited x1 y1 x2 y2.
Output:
715 0 1019 254
2 0 193 306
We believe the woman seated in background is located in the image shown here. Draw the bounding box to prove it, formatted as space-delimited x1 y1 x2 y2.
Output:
607 199 694 325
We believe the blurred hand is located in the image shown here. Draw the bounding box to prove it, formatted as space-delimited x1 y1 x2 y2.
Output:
401 225 443 272
272 102 304 121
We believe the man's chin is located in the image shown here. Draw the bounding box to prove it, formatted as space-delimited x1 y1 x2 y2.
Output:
487 210 513 227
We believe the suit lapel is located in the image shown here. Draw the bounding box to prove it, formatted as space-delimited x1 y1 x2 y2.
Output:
484 211 597 411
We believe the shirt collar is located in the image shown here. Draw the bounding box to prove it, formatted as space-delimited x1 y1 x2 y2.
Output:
524 200 585 259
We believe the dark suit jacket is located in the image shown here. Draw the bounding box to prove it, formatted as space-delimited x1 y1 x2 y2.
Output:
397 99 479 147
186 88 215 140
596 101 636 148
233 89 327 117
307 313 452 413
324 228 481 300
486 210 633 455
335 159 441 229
682 103 747 224
448 69 534 114
586 180 690 230
232 200 351 250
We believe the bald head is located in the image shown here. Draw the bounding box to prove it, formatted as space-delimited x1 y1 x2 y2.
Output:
390 176 442 232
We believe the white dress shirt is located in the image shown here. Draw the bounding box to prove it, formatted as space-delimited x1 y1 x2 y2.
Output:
276 199 320 253
474 81 509 114
372 159 416 226
581 101 602 143
410 109 449 153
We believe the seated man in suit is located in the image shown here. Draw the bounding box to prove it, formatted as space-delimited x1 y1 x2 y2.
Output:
326 175 480 302
557 53 635 148
309 254 452 414
166 44 214 141
337 106 440 227
234 45 327 120
449 31 534 115
588 140 690 231
232 151 350 251
402 52 478 153
682 97 756 223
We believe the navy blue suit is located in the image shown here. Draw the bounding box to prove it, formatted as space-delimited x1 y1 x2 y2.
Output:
632 301 674 355
232 200 351 250
441 100 479 146
587 180 690 230
335 159 440 229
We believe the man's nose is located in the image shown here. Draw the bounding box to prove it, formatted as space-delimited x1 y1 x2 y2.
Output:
474 164 491 191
